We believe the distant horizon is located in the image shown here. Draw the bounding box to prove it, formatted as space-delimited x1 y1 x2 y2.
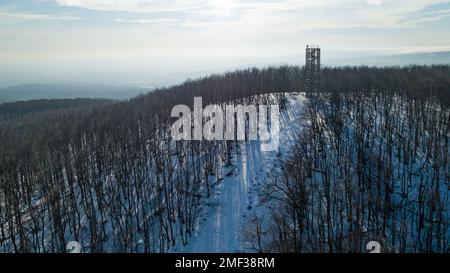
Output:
1 0 450 89
1 49 450 91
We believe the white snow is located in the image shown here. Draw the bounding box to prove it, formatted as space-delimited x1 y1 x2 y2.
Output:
171 93 308 253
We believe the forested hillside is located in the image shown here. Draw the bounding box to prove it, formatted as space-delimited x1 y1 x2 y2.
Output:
0 65 448 252
249 92 449 253
0 99 114 121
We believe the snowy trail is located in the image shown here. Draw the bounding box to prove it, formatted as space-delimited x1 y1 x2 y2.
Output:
174 141 261 252
172 93 307 253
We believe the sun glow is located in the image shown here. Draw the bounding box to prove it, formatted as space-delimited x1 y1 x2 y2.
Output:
213 0 234 15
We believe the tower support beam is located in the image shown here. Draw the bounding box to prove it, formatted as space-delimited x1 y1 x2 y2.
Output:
305 45 321 94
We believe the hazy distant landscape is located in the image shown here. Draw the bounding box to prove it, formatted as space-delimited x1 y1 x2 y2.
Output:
326 50 450 66
1 51 450 104
0 84 148 104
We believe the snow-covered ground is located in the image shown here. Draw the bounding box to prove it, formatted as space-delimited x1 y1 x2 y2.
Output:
171 93 308 253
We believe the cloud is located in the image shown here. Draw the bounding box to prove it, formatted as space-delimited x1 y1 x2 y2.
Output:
0 10 84 21
115 18 180 25
366 0 382 6
352 0 450 28
0 12 83 21
401 7 450 25
55 0 210 13
199 0 450 32
86 0 450 32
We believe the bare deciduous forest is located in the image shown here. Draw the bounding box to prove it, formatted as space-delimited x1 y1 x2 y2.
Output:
0 65 448 253
250 91 448 253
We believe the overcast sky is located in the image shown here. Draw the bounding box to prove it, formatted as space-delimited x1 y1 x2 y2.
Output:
1 0 450 88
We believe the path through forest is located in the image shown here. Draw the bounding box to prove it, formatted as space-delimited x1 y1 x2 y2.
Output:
172 93 307 253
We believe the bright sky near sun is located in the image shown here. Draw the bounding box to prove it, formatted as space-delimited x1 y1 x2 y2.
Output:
1 0 450 88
